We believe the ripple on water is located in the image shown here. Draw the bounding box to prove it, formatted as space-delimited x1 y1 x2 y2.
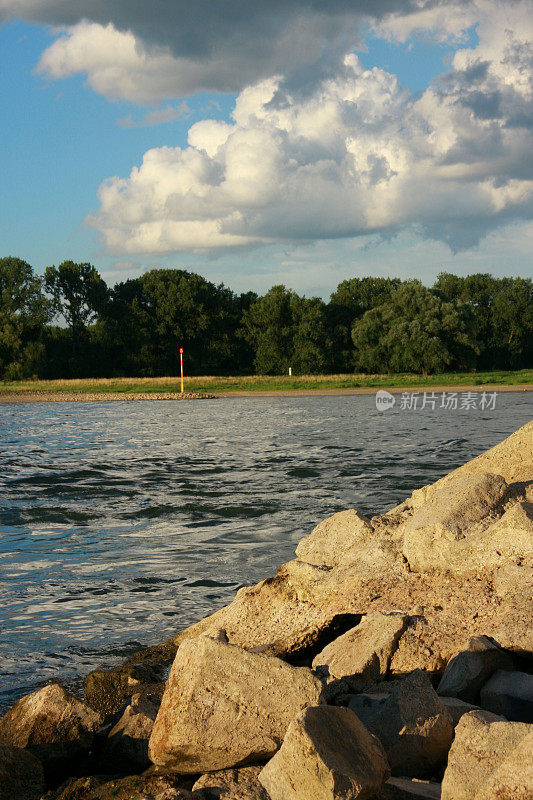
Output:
0 393 532 711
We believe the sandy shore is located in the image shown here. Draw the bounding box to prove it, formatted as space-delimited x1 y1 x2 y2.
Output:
0 384 531 402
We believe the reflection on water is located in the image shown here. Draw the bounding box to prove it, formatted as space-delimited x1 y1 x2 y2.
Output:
0 394 531 709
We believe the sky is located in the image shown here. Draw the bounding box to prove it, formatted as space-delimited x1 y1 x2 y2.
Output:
1 0 532 298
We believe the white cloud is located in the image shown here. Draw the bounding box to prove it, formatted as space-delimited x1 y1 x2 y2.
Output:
88 3 533 256
117 103 191 129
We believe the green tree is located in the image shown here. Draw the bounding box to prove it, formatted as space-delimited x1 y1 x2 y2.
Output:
328 277 401 371
352 280 479 374
44 261 109 353
242 285 331 374
0 257 49 379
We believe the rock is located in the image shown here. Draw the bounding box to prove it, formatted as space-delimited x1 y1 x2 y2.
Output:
0 684 101 780
258 705 390 800
402 473 509 573
436 635 513 703
439 696 480 727
480 669 533 722
0 743 45 800
347 694 390 726
99 693 159 772
43 773 194 799
378 777 441 799
192 766 269 799
364 670 453 777
84 654 170 719
312 612 409 681
441 710 533 800
148 636 323 773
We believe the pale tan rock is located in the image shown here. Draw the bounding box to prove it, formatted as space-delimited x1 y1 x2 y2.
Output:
402 473 509 573
192 766 269 799
0 684 101 777
148 637 323 773
0 743 44 800
441 710 533 800
364 670 453 777
436 635 513 703
312 612 409 680
100 692 158 771
258 705 390 800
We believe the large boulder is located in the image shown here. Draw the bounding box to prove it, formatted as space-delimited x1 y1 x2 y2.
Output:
402 473 509 573
312 612 409 681
439 696 481 728
0 743 45 800
364 670 453 777
42 773 194 799
0 684 101 779
441 710 533 800
258 705 390 800
148 636 323 773
436 635 513 703
99 693 159 772
192 766 269 799
480 669 533 722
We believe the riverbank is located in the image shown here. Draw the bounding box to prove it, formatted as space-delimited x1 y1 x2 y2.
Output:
1 384 532 402
0 421 531 800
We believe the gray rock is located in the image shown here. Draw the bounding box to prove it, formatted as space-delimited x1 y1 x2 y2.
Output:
347 693 390 726
441 710 533 800
312 612 409 681
258 705 390 800
0 743 45 800
440 696 480 728
100 692 159 772
437 635 513 703
148 636 323 773
480 669 533 722
364 670 453 777
378 777 441 799
192 766 269 799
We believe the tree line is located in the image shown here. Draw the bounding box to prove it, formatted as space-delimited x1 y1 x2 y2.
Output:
1 256 531 379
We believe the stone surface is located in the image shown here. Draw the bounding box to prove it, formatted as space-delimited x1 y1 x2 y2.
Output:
480 669 533 722
441 710 533 800
0 684 101 778
402 473 509 573
364 670 453 777
192 766 269 799
258 705 390 800
312 612 409 680
100 692 159 772
347 694 390 726
84 655 169 719
439 696 480 728
436 635 513 703
0 743 45 800
149 636 323 773
295 509 401 576
43 773 194 799
378 777 441 799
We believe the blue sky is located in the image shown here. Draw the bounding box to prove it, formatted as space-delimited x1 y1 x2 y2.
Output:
1 2 531 297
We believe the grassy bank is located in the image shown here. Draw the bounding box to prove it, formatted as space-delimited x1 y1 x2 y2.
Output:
1 370 532 395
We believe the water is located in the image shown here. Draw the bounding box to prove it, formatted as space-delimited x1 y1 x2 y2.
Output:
0 393 531 710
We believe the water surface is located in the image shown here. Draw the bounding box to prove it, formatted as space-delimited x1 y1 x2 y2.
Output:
0 393 531 710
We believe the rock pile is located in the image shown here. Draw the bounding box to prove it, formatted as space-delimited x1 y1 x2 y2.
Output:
0 420 531 799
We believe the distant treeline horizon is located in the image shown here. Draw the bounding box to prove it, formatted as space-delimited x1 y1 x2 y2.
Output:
1 256 532 380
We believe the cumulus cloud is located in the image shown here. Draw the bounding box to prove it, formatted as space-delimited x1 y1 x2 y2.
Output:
117 103 191 129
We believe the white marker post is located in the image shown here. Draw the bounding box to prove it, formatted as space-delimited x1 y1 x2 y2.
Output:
179 347 184 394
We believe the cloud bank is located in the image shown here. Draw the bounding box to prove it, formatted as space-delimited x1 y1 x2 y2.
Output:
3 0 532 256
84 0 532 255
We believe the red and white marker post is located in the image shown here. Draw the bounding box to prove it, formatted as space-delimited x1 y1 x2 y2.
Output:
179 347 184 394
